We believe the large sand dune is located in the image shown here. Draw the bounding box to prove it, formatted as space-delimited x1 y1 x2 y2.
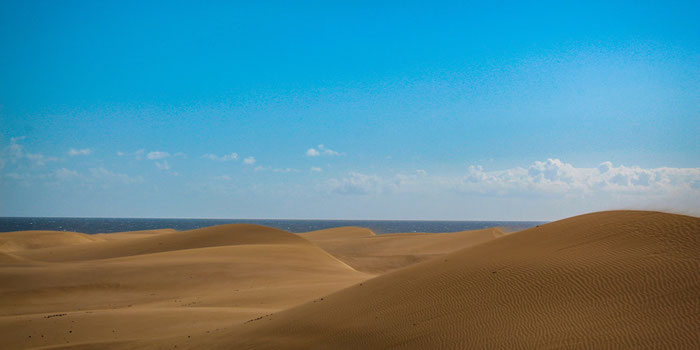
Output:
1 211 698 349
200 211 700 349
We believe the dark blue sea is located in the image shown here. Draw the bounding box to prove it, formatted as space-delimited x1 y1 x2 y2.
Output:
0 217 545 235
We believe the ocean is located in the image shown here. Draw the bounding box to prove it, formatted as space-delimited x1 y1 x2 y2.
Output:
0 217 545 234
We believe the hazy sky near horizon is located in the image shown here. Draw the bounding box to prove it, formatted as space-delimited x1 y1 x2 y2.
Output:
1 1 699 220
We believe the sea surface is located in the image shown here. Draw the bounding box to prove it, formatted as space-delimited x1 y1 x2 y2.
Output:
0 217 546 235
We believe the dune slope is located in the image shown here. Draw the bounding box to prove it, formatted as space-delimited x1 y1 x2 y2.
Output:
0 224 369 349
301 226 503 273
205 211 700 349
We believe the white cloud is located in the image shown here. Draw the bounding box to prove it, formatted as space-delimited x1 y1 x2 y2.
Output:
321 170 449 196
273 168 299 173
67 148 92 156
322 172 385 195
528 158 576 183
306 144 342 157
118 149 153 159
310 166 323 172
320 159 700 214
455 159 698 196
155 160 171 170
306 148 320 157
3 137 58 166
147 151 170 160
5 172 25 180
54 168 79 179
318 144 341 156
90 167 143 184
243 156 256 165
202 153 238 161
8 137 25 159
25 152 58 166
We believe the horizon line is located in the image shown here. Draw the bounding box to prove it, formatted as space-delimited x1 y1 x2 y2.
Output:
0 215 549 223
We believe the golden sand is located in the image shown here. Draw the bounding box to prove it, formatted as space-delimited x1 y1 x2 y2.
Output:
1 211 698 349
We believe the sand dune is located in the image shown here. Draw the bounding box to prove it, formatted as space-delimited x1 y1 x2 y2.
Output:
15 224 315 262
0 230 102 252
199 211 700 349
302 226 503 273
0 224 369 349
2 211 698 349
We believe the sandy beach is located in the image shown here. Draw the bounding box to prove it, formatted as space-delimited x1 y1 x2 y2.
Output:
1 210 698 349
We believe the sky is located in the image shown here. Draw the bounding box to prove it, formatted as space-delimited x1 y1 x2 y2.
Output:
1 0 699 221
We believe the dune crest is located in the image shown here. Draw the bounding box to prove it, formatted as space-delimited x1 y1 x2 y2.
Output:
0 230 103 252
15 224 313 262
302 226 503 273
300 226 376 240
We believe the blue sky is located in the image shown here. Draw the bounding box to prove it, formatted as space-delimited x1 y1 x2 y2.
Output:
1 0 699 220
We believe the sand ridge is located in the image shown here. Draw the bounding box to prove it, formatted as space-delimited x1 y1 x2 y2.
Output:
93 229 177 241
299 226 376 240
0 231 103 253
14 224 317 263
301 227 504 273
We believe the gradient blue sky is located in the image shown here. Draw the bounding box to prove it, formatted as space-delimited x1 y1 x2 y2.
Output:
1 0 699 220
